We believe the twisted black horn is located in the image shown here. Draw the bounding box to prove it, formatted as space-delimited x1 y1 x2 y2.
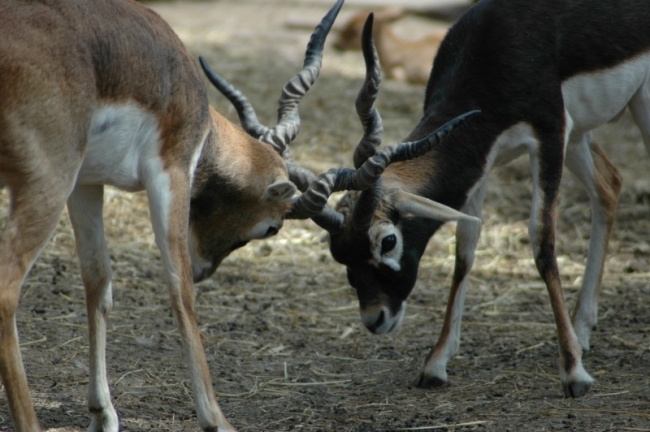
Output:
286 110 481 223
199 0 344 155
352 13 383 169
289 12 384 234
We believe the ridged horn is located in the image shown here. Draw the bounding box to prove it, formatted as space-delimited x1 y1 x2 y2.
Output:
286 110 480 224
198 0 345 155
353 13 383 169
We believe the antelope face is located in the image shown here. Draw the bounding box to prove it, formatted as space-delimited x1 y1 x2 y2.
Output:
328 192 436 334
276 13 480 333
189 161 296 283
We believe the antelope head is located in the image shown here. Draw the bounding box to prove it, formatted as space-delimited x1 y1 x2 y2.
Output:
287 14 480 334
193 0 344 281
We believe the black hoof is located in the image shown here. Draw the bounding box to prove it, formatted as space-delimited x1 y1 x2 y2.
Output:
416 374 447 389
563 381 591 398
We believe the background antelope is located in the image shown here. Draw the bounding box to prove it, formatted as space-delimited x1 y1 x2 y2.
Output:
0 0 345 430
274 0 650 398
334 8 446 85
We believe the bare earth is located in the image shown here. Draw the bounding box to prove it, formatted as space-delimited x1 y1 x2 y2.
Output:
1 1 649 431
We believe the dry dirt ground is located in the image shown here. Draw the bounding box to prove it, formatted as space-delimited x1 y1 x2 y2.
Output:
1 1 650 431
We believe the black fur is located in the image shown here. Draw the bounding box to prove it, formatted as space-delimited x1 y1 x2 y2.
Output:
333 0 650 336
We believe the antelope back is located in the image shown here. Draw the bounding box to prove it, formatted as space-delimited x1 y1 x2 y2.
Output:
0 0 303 283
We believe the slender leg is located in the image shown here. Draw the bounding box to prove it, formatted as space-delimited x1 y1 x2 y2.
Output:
417 179 487 387
0 177 77 431
145 166 236 432
564 134 621 351
67 185 119 432
529 130 593 397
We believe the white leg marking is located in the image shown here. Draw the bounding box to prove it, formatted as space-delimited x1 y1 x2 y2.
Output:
143 160 235 431
67 185 119 432
421 179 488 384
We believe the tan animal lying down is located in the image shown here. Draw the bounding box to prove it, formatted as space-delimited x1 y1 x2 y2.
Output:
334 8 447 85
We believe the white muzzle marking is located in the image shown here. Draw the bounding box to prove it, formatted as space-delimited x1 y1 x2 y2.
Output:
360 302 406 334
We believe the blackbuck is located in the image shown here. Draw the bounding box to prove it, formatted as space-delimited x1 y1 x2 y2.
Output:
334 8 446 85
272 0 649 398
0 0 350 431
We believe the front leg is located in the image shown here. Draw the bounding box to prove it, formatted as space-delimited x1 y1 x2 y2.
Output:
529 133 593 397
146 166 236 432
418 179 487 387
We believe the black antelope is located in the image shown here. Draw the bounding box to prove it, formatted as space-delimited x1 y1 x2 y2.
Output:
0 0 476 430
269 0 648 398
0 0 350 430
334 8 446 85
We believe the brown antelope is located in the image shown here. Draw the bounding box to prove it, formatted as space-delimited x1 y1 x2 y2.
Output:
260 0 650 398
334 8 446 85
0 0 350 431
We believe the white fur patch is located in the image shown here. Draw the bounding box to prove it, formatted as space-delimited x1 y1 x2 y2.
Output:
360 302 406 334
562 51 650 134
247 217 283 240
189 130 209 188
368 221 403 271
80 102 162 191
489 122 539 169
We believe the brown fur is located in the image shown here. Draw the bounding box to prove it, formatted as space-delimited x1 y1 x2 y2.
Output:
0 1 297 430
591 141 623 223
334 8 446 85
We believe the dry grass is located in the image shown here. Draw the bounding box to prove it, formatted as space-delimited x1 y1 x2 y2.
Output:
1 1 650 431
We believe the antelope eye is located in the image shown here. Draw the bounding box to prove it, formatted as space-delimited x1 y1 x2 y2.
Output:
381 234 397 254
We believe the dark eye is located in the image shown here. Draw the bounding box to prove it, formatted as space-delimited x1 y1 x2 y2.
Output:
265 226 279 238
381 234 397 255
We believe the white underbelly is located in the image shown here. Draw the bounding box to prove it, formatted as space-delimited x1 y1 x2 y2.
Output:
490 122 538 167
561 51 650 134
78 103 161 191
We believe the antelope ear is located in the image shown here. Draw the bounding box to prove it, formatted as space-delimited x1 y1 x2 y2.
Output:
395 190 480 224
264 180 297 202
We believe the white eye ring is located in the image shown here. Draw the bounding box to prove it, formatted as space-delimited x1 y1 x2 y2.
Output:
368 222 403 271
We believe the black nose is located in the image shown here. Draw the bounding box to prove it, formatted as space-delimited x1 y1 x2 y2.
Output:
367 309 385 333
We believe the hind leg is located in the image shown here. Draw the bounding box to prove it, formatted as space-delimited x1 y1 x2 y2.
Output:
67 185 119 432
0 174 78 431
565 133 622 351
